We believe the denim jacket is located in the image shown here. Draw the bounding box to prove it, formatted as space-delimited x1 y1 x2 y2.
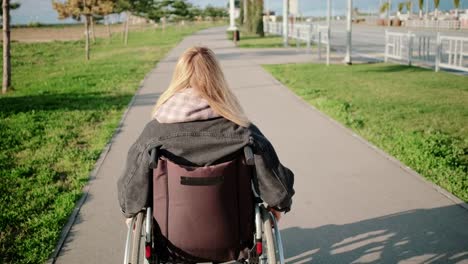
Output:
117 117 295 218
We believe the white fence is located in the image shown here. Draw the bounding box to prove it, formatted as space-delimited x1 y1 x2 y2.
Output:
405 19 468 30
385 30 468 73
437 35 468 72
264 22 331 64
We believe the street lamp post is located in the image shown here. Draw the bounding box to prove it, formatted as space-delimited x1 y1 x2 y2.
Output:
228 0 238 45
283 0 289 47
228 0 237 31
344 0 352 65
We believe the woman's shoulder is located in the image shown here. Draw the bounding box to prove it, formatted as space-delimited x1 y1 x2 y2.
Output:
140 117 253 139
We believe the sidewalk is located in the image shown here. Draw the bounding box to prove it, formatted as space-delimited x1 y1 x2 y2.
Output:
55 26 468 264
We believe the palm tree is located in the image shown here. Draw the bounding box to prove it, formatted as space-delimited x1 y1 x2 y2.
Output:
433 0 440 19
418 0 424 19
380 1 391 25
380 2 390 14
398 2 404 17
405 1 412 16
454 0 460 18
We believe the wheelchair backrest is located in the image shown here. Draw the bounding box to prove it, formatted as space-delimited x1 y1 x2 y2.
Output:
151 152 255 262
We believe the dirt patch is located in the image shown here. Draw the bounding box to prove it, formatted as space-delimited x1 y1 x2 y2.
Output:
3 24 153 43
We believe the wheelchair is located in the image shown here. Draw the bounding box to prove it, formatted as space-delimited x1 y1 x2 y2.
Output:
123 146 285 264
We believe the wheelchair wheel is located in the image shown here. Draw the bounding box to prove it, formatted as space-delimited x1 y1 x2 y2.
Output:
262 208 277 264
131 212 144 264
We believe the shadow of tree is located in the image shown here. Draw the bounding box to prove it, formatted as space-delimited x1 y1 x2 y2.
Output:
282 205 468 263
357 64 429 73
0 92 161 115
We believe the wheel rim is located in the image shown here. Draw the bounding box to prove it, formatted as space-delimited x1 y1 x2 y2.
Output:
262 207 277 264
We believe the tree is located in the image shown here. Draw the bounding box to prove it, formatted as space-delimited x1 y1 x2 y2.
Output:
0 0 18 15
53 0 115 60
405 1 412 15
172 0 191 19
239 0 244 25
115 0 155 45
418 0 424 18
253 0 264 37
246 0 254 32
453 0 460 18
94 0 115 39
203 5 227 21
2 0 19 94
397 2 404 15
189 5 203 21
433 0 440 18
380 2 390 14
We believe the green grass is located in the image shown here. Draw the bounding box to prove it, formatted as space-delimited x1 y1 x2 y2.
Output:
265 63 468 202
228 30 308 48
0 22 222 263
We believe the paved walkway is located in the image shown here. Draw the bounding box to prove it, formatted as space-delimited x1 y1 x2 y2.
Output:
55 26 468 264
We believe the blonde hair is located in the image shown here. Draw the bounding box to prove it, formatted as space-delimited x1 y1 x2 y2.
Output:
153 46 250 127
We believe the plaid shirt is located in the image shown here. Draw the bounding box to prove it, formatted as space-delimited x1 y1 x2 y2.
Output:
154 88 220 123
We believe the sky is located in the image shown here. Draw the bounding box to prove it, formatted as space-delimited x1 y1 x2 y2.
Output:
10 0 468 25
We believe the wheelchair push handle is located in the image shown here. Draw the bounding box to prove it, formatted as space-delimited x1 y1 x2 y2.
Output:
244 146 255 165
149 148 158 169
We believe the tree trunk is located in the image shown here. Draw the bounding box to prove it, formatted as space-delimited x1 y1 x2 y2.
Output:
85 15 90 60
419 9 423 19
124 11 129 45
90 16 96 43
243 0 248 24
121 13 126 40
255 0 264 37
2 0 11 94
106 16 111 38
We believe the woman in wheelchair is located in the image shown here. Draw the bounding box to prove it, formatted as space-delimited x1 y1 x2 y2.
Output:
117 46 294 264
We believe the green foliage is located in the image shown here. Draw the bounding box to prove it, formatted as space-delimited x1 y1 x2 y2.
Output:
239 0 244 25
454 0 460 8
254 0 264 37
398 2 405 12
203 5 228 20
405 1 412 12
434 0 440 8
27 22 44 27
242 0 263 36
380 2 390 13
0 1 20 16
0 22 217 263
265 63 468 203
419 0 424 10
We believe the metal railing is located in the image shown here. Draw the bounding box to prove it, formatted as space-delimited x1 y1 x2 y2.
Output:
405 19 468 30
385 30 468 73
437 35 468 72
264 22 330 64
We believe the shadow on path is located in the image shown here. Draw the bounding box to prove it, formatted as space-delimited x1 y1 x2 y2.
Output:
282 205 468 263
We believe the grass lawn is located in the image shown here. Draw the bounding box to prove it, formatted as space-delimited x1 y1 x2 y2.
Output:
265 63 468 202
0 22 221 263
228 30 308 48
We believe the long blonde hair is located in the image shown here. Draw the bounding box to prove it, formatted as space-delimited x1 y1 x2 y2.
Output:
153 46 250 127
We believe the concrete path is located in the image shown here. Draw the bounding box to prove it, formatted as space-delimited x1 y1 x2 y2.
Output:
55 26 468 264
